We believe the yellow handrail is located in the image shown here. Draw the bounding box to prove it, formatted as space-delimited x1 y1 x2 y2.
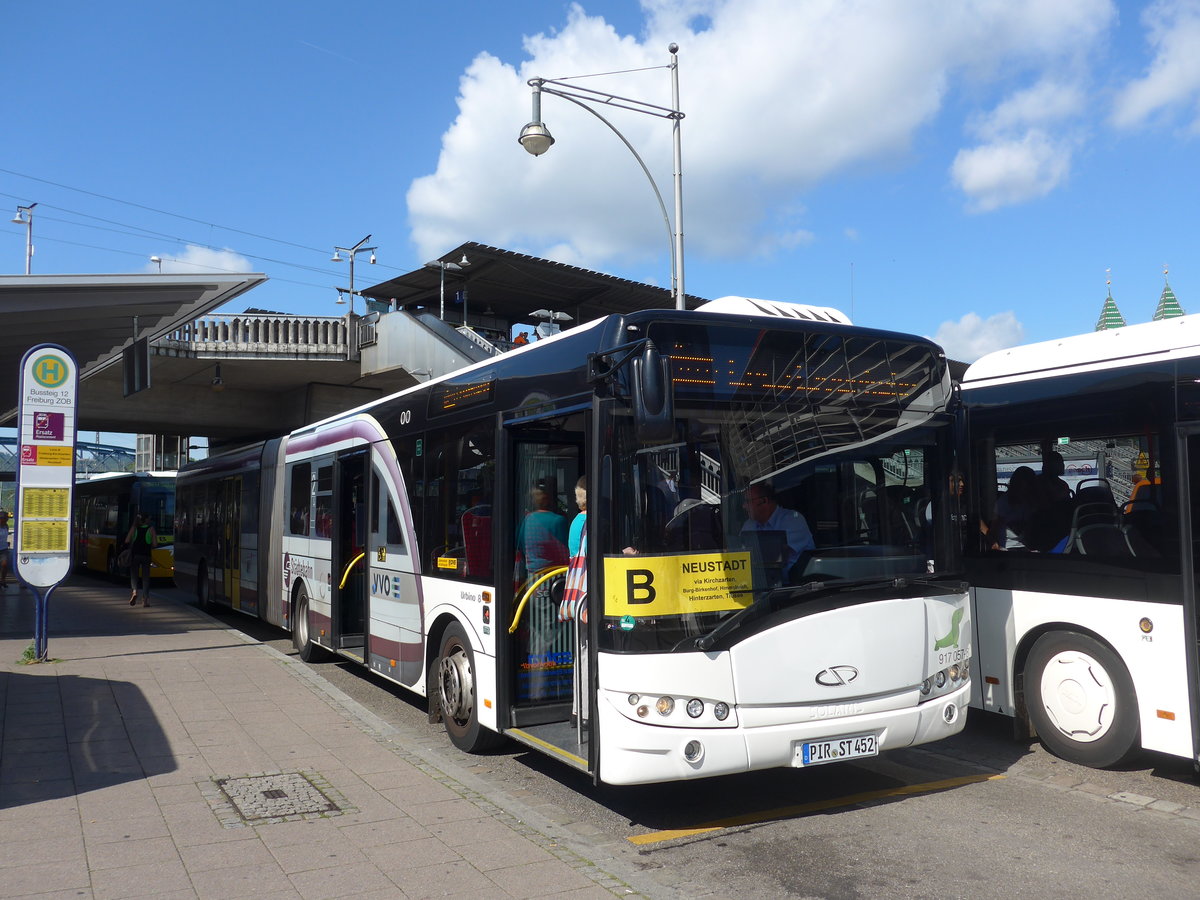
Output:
338 551 366 589
508 566 568 634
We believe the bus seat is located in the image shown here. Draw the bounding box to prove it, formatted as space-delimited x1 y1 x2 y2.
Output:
1075 523 1134 557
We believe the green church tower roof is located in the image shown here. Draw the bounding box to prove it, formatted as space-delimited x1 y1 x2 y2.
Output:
1096 271 1126 331
1153 267 1184 321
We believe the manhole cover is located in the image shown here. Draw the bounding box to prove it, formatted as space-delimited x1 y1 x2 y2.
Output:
205 772 352 827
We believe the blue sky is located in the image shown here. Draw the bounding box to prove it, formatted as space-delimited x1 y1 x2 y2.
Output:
6 0 1200 369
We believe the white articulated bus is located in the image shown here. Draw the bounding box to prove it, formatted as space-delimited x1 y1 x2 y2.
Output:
962 314 1200 769
176 298 971 785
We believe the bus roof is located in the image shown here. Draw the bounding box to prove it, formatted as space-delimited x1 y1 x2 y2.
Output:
697 296 851 325
76 470 177 483
963 313 1200 388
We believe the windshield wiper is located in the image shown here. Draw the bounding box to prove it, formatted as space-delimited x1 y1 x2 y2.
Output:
687 575 966 652
690 580 830 651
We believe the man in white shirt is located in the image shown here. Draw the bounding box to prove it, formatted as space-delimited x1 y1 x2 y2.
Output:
740 482 815 576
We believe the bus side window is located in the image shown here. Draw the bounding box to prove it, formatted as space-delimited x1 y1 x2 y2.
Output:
314 463 333 538
370 467 406 555
423 422 495 583
288 462 311 535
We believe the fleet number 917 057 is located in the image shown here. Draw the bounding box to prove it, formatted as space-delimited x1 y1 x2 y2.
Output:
796 733 879 766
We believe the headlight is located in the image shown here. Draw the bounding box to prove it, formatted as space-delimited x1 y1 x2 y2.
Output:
713 702 730 721
686 698 704 718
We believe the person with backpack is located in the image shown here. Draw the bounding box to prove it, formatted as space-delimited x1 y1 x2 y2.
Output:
124 512 157 607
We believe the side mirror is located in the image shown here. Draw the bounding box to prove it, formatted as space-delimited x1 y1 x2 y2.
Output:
632 340 675 443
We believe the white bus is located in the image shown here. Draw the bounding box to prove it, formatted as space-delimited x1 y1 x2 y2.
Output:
962 314 1200 768
177 298 971 785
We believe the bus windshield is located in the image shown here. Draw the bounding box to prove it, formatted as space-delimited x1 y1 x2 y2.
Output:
135 483 175 537
598 322 958 652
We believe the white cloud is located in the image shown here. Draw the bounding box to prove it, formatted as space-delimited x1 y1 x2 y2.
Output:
408 0 1116 270
146 245 253 275
932 311 1025 362
1111 0 1200 132
950 131 1073 213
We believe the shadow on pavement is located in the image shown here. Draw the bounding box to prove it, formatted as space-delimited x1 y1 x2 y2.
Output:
1 668 176 811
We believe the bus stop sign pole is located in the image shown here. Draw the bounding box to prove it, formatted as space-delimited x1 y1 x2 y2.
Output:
15 344 78 662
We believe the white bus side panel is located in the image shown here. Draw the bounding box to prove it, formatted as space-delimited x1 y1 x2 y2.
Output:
970 587 1192 759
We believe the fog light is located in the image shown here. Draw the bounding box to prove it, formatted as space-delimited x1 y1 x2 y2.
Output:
713 702 730 721
656 696 675 716
943 702 958 724
627 693 640 706
686 698 704 718
683 740 703 763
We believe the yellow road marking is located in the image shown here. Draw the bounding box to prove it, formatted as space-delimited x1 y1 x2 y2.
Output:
507 727 588 767
627 773 1005 845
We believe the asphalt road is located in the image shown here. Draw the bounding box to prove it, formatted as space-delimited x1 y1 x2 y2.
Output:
183 586 1200 899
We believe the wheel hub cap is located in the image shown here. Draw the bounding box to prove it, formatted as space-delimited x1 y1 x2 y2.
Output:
1040 651 1114 742
439 650 472 720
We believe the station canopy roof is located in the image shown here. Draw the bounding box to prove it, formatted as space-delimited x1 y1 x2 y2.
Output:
0 273 267 426
361 241 704 325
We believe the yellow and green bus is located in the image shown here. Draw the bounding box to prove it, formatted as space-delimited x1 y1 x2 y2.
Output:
74 472 175 580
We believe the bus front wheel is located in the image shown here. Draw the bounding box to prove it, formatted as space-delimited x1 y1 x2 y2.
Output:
434 622 503 753
1026 631 1140 768
293 586 328 663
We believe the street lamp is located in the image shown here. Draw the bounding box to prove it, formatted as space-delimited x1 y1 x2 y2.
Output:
150 256 163 273
519 44 685 310
11 203 37 275
332 234 377 316
424 255 471 323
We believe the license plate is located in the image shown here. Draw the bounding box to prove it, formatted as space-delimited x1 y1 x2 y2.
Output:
795 733 879 767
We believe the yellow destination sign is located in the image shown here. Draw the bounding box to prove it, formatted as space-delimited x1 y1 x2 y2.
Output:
604 551 753 618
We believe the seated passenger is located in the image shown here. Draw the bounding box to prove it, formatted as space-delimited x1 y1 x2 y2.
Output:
990 466 1037 549
740 482 815 579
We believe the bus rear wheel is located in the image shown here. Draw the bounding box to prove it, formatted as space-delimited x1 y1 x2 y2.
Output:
293 585 328 663
434 622 503 753
1026 631 1140 768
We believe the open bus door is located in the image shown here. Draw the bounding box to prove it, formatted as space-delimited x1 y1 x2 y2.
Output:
331 449 368 661
500 421 588 772
1178 426 1200 773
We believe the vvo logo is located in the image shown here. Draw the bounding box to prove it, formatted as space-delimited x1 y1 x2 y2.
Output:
815 665 860 687
371 572 401 597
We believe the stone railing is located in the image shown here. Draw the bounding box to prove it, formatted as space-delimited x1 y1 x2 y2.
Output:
156 313 355 359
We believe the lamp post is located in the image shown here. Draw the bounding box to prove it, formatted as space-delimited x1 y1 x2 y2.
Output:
11 203 37 275
332 234 377 316
424 255 471 323
518 44 685 310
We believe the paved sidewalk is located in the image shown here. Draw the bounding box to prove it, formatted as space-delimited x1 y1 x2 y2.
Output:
0 577 667 899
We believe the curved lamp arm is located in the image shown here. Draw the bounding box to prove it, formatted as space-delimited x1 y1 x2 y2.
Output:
540 89 677 302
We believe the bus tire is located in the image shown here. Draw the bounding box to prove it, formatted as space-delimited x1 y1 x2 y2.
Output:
434 622 503 753
1025 631 1140 768
293 585 328 663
